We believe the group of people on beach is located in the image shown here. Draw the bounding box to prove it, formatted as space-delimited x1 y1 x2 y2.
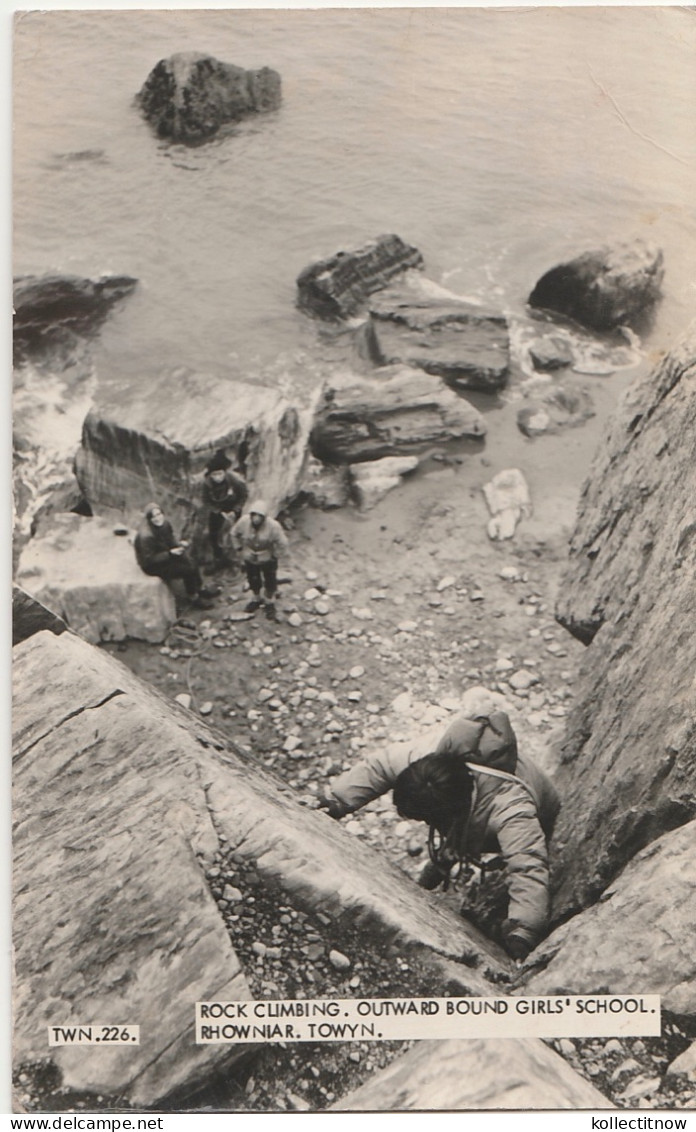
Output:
133 448 288 618
133 449 559 963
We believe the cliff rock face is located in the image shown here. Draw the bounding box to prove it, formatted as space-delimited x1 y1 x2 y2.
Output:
332 1037 611 1110
13 630 509 1106
74 368 324 539
528 240 664 332
551 329 696 915
16 514 176 644
296 235 424 321
364 282 510 393
13 273 137 359
310 366 485 464
138 52 281 144
525 821 696 1024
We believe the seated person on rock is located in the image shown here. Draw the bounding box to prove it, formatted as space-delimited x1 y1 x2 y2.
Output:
134 503 219 610
320 711 560 961
231 500 289 620
201 449 249 569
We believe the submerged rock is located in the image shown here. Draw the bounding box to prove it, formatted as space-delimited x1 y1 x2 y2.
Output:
16 514 176 644
13 273 137 359
74 367 324 542
310 365 485 464
551 330 696 915
528 240 664 332
527 821 696 1024
296 234 424 321
333 1036 611 1110
364 276 510 393
137 52 281 145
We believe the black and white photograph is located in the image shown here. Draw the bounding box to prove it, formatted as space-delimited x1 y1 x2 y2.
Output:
10 3 696 1119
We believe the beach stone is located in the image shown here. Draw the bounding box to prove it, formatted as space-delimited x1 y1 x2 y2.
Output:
16 513 176 644
13 272 137 360
666 1043 696 1081
332 1037 611 1110
296 234 423 321
137 52 281 145
311 365 485 465
75 368 323 544
552 331 696 914
528 239 664 332
329 950 351 971
350 456 419 510
174 693 192 710
482 469 532 541
364 273 510 393
526 821 696 1022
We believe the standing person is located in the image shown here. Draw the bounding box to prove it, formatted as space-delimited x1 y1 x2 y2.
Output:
134 503 219 609
318 711 560 961
231 500 288 620
201 450 248 569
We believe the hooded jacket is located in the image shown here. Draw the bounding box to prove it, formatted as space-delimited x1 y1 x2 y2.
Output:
231 502 289 564
327 711 561 950
134 511 178 573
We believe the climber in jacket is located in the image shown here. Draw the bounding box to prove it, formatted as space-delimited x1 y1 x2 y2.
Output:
201 449 249 568
134 503 219 609
231 500 289 619
320 711 561 961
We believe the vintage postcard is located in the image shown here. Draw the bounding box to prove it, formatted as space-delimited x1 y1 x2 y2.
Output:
10 3 696 1120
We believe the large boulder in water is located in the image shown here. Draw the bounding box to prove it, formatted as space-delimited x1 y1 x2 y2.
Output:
333 1036 611 1110
15 513 176 644
550 329 696 917
74 367 324 544
296 234 424 320
13 629 509 1104
309 365 485 464
13 273 137 360
137 52 281 145
363 275 510 393
528 240 664 332
526 821 696 1025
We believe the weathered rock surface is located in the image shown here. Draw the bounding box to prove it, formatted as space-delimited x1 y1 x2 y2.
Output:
517 383 595 437
296 235 424 321
363 276 510 393
12 585 67 646
13 630 510 1104
16 514 176 644
310 365 485 464
332 1036 611 1110
482 468 532 540
137 52 281 145
350 455 419 511
74 368 324 539
13 630 251 1106
526 822 696 1024
528 240 664 332
13 273 137 358
297 455 351 510
551 331 696 914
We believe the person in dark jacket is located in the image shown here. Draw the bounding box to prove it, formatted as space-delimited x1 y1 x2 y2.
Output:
319 711 560 961
134 503 218 609
201 450 248 568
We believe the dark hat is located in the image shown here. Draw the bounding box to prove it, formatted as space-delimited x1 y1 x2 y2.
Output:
205 449 232 474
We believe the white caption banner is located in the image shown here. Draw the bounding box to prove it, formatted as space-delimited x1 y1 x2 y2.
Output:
196 995 660 1044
